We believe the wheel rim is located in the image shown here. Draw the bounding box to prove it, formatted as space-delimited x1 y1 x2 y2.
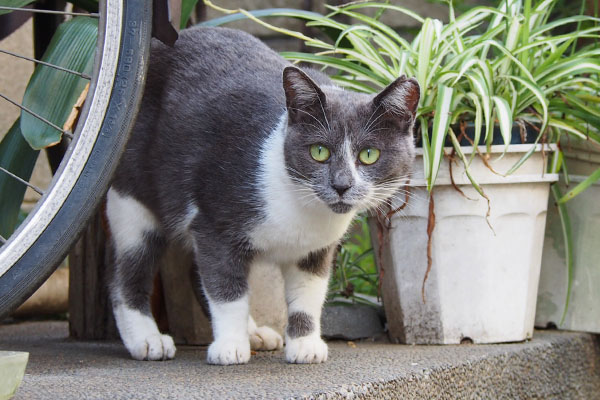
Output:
0 0 122 275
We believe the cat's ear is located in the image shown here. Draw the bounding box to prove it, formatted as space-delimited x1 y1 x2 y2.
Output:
373 76 420 120
283 66 326 122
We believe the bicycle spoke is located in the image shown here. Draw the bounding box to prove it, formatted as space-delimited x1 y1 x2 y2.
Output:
0 166 44 196
0 49 91 80
0 6 99 17
0 92 73 140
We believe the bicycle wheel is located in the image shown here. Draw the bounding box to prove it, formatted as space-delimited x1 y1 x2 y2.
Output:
0 0 152 319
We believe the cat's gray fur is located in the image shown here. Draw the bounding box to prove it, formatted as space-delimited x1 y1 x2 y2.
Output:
106 26 419 364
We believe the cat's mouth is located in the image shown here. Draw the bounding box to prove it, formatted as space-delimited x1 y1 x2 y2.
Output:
329 201 354 214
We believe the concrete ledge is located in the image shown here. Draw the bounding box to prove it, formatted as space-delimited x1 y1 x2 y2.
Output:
0 321 598 399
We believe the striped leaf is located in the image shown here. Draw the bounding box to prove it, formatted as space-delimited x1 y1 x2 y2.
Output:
427 84 454 191
20 17 97 149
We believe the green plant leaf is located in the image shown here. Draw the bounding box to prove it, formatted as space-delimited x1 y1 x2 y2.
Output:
448 127 486 199
200 8 324 27
0 0 34 15
550 184 573 326
0 119 39 239
492 95 513 151
427 84 454 191
181 0 199 28
558 167 600 204
20 17 97 150
279 51 388 87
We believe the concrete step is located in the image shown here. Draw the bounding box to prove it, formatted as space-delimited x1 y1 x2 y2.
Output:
0 321 599 399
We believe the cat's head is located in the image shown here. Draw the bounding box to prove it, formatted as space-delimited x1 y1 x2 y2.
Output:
282 66 420 214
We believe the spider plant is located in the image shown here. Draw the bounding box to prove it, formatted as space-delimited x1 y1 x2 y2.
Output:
328 214 379 306
204 0 600 320
205 0 600 195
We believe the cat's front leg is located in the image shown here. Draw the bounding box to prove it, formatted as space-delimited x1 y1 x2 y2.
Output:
193 242 253 365
282 246 335 364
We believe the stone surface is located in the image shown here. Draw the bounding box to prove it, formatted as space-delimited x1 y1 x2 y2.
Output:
1 321 599 399
321 304 384 340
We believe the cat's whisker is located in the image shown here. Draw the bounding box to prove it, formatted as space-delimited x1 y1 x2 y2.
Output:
316 92 331 133
363 107 387 135
288 107 328 133
362 102 383 133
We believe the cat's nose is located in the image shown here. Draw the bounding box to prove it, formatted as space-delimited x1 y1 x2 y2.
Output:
332 182 351 196
332 171 353 197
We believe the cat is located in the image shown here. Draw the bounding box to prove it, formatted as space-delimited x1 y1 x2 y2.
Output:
105 26 419 365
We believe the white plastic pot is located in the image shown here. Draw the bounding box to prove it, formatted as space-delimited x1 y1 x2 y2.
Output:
371 144 557 344
536 140 600 333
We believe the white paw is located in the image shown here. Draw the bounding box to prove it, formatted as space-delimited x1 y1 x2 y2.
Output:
128 333 176 361
207 337 251 365
250 326 284 351
285 335 328 364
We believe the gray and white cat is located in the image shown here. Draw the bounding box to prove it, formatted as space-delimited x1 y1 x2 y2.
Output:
106 26 419 365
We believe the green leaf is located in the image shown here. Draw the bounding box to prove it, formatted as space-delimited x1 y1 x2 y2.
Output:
279 51 388 87
448 128 486 199
0 119 39 239
181 0 199 29
492 95 513 151
558 167 600 204
200 8 325 27
427 84 454 191
20 17 97 150
550 184 574 326
416 18 437 100
326 2 424 24
0 0 34 16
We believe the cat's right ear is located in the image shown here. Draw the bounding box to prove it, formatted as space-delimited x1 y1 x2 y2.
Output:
283 66 326 123
373 76 420 121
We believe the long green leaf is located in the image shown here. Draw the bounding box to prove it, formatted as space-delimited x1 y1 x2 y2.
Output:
327 2 424 24
279 52 388 87
550 184 574 326
492 95 513 151
558 167 600 204
200 8 325 27
448 128 487 199
21 17 97 149
0 119 39 239
427 84 454 191
181 0 199 28
0 0 34 15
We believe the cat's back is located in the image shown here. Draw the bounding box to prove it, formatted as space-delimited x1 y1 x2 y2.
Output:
113 27 291 229
145 26 288 104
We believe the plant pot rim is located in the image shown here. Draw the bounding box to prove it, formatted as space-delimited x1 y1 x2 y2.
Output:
414 143 557 156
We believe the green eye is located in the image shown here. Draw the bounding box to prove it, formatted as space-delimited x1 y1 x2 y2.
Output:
310 144 331 162
359 148 380 165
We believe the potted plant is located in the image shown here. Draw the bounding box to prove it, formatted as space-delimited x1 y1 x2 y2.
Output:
204 0 599 344
536 136 600 333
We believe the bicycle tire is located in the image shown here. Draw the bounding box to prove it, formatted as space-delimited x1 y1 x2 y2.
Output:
0 0 152 319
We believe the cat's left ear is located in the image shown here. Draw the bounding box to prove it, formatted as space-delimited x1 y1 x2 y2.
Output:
283 66 326 123
373 76 420 120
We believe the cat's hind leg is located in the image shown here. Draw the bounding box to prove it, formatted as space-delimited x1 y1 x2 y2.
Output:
248 315 283 351
281 246 336 364
106 188 176 361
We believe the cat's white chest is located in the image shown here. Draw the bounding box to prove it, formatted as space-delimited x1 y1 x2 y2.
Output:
250 197 355 264
249 114 356 264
